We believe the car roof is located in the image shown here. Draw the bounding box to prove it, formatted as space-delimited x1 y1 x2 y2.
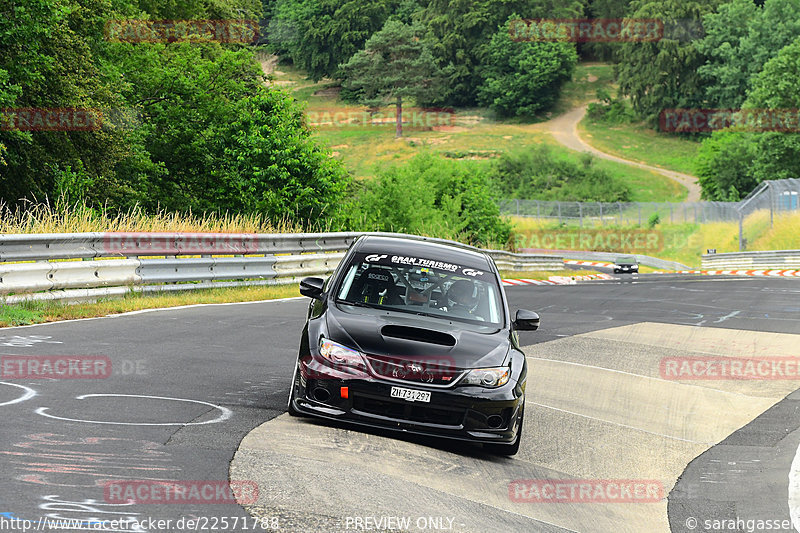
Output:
354 235 493 269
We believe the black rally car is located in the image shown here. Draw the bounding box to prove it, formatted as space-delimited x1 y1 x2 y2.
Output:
287 235 539 455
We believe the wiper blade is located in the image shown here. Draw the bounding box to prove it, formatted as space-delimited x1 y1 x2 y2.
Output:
337 299 376 309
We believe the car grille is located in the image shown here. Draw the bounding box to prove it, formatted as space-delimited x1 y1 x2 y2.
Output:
364 355 464 387
352 396 464 427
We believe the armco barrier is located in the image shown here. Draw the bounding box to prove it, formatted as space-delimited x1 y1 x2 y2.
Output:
521 249 691 271
0 232 104 261
49 259 140 290
701 250 800 270
0 262 54 293
481 250 564 271
0 232 565 303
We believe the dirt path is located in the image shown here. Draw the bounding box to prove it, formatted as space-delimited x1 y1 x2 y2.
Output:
546 106 702 202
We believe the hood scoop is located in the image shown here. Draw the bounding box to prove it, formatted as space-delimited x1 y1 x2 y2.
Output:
380 325 456 346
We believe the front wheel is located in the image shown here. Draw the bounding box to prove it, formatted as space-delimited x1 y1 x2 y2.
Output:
287 359 305 417
484 408 523 456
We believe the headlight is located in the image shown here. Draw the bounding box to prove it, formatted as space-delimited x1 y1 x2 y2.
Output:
461 366 511 388
319 338 365 370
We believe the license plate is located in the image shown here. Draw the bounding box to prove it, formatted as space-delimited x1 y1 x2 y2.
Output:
390 386 431 403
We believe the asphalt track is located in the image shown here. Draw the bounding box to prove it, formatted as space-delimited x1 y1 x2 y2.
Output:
1 274 799 533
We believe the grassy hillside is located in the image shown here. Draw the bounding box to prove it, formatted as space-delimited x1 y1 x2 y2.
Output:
579 119 701 176
269 61 686 203
508 210 800 267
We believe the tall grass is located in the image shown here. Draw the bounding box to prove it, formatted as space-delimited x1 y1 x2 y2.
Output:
0 197 326 234
750 211 800 251
506 210 800 267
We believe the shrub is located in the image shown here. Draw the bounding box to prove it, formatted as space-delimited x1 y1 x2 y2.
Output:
348 153 511 246
489 145 631 202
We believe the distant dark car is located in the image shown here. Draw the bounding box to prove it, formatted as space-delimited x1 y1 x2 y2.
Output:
288 235 539 455
613 256 639 274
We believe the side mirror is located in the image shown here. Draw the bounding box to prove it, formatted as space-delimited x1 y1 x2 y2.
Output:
513 309 539 331
300 277 325 300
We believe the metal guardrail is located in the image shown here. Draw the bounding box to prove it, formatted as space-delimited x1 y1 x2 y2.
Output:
701 250 800 270
520 249 690 271
0 232 563 303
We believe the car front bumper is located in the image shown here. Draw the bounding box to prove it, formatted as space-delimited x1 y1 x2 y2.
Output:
289 356 524 445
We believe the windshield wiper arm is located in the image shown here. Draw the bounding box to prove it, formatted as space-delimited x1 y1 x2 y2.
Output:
337 299 376 309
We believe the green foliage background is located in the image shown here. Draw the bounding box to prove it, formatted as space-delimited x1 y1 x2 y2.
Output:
4 0 800 233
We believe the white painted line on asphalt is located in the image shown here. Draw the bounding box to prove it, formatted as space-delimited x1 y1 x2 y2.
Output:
526 401 712 445
789 440 800 532
0 296 307 331
714 310 741 324
524 356 754 398
35 393 232 426
107 296 306 317
0 382 36 407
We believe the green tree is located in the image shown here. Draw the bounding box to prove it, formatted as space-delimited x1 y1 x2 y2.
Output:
352 153 512 246
584 0 634 60
697 0 800 109
421 0 585 106
477 16 577 117
339 20 445 137
746 37 800 183
695 131 758 200
271 0 397 81
696 37 800 199
616 0 723 127
0 0 130 206
212 92 351 222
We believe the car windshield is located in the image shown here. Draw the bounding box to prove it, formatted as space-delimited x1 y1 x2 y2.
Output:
335 252 503 326
616 256 636 263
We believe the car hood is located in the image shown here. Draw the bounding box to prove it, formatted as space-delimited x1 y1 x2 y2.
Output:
326 303 509 369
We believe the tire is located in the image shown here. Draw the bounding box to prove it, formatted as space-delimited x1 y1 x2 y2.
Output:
287 359 305 417
484 408 523 456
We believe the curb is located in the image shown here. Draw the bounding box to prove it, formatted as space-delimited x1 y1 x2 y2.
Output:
655 269 800 277
502 273 613 286
564 259 615 268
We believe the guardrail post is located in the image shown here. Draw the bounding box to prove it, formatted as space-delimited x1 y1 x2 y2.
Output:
599 203 603 226
558 202 562 224
738 210 745 251
578 202 583 228
770 184 775 227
